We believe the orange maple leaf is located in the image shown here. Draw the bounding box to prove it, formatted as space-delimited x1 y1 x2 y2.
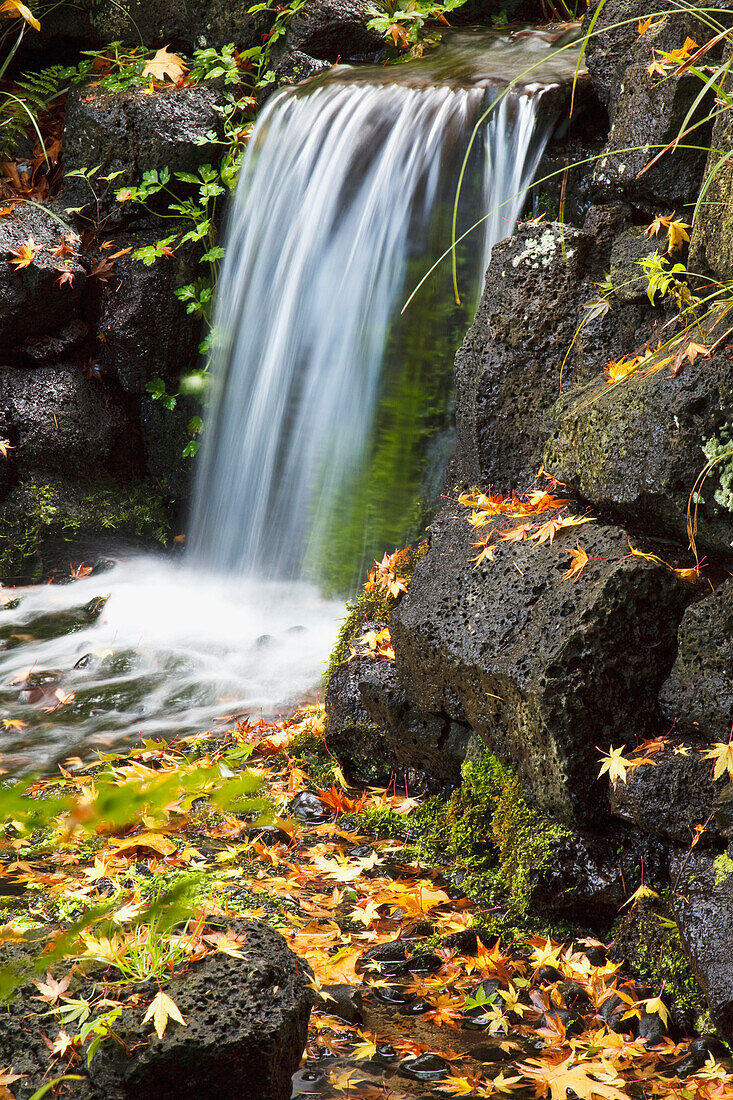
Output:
8 236 37 269
561 544 590 581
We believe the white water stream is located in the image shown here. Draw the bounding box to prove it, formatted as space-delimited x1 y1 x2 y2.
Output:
0 30 581 770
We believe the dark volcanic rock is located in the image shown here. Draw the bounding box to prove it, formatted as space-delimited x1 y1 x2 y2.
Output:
672 850 733 1042
0 364 133 477
610 739 725 844
274 50 332 89
544 352 733 557
0 921 312 1100
660 580 733 740
277 0 384 62
97 228 202 393
62 83 225 226
29 0 270 53
690 106 733 280
0 204 84 350
140 392 200 504
390 504 691 824
451 222 651 491
326 624 473 785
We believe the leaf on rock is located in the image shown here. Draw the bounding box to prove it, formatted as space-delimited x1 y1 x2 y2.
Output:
143 47 189 84
142 990 187 1039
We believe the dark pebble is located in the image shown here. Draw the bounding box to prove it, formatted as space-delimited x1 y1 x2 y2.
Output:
399 1054 450 1081
290 791 333 825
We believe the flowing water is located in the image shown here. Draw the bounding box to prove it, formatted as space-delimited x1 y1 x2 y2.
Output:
0 28 582 770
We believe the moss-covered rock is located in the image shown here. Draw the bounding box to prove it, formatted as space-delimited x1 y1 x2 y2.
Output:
544 351 733 557
689 92 733 281
0 477 170 583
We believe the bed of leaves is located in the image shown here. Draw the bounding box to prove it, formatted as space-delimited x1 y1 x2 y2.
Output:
1 705 732 1100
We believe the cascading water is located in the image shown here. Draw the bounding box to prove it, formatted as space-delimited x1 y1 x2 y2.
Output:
189 37 564 589
0 30 582 769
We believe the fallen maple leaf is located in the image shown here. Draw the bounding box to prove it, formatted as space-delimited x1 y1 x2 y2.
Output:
520 1053 629 1100
142 46 189 84
598 746 632 786
472 536 498 564
0 0 40 30
702 741 733 781
671 338 709 376
8 237 37 269
0 440 14 458
561 544 590 581
107 831 177 857
142 990 187 1039
34 970 71 1004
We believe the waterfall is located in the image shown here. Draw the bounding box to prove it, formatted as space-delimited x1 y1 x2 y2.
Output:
189 43 559 590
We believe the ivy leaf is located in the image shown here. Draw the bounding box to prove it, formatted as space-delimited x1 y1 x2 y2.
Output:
142 990 187 1039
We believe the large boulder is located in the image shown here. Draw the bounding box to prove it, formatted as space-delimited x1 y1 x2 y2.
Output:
610 739 726 844
660 579 733 740
96 228 203 394
0 364 134 477
452 221 660 492
672 850 733 1042
389 503 691 825
544 350 733 557
62 83 225 226
326 640 474 787
689 106 733 281
276 0 384 62
0 203 85 351
0 921 313 1100
26 0 270 52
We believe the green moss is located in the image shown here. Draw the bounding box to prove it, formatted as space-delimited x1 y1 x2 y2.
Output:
0 479 170 583
612 899 708 1028
325 541 428 684
714 851 733 885
405 753 568 916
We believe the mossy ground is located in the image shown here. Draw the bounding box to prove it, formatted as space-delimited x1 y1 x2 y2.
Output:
0 478 170 583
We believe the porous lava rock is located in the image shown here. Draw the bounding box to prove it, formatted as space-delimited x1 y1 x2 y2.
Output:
389 504 691 824
0 921 313 1100
672 850 733 1042
274 50 332 89
690 105 733 281
139 392 201 505
0 364 133 477
451 221 661 493
26 0 270 53
62 83 225 226
609 739 726 844
544 351 733 557
96 227 203 394
326 635 474 786
0 203 85 350
659 579 733 741
276 0 384 62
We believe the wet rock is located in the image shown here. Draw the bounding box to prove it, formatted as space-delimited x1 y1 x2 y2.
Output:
62 83 226 226
97 228 202 393
672 849 733 1042
26 0 271 52
0 364 133 478
390 504 690 824
610 739 725 844
274 50 331 89
0 477 169 584
277 0 384 63
355 940 410 975
714 786 733 840
608 225 659 303
0 921 312 1100
320 984 363 1024
290 790 333 825
140 393 200 510
690 106 733 280
452 223 596 490
19 318 89 364
398 1053 450 1081
0 203 85 350
660 580 733 741
673 1034 730 1077
544 352 733 557
441 928 496 955
531 827 670 916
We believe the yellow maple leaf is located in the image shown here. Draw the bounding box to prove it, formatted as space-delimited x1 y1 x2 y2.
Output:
142 989 187 1039
472 536 498 565
8 237 37 269
142 46 189 84
598 746 632 786
702 741 733 781
0 0 40 30
520 1054 629 1100
606 354 641 385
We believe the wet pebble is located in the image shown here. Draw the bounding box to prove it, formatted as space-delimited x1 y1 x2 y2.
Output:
674 1034 729 1077
355 940 409 974
290 791 333 825
399 1053 450 1081
321 984 363 1025
242 824 292 845
370 985 413 1008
